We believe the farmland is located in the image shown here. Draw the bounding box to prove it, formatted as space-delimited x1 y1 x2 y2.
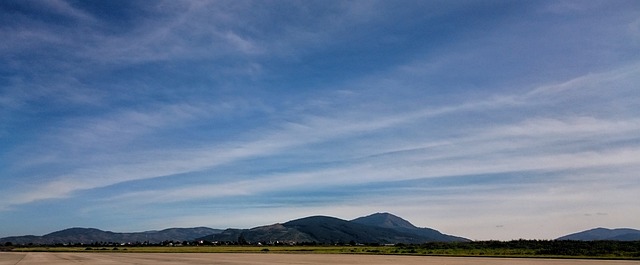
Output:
5 240 640 260
1 252 640 265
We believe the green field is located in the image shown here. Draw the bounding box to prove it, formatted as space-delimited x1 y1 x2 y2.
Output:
7 243 640 260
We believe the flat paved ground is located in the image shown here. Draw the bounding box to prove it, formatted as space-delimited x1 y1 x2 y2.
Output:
1 252 639 265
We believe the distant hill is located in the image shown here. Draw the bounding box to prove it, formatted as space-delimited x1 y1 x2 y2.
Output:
557 228 640 241
352 212 417 229
352 212 470 242
283 215 417 244
201 212 469 244
202 224 316 244
1 227 221 245
1 213 469 245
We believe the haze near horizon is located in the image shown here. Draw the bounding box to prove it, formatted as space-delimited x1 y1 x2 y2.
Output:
1 0 639 240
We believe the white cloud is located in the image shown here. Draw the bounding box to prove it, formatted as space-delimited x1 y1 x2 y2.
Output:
44 0 96 22
524 62 640 98
81 108 640 223
2 1 639 240
4 58 639 210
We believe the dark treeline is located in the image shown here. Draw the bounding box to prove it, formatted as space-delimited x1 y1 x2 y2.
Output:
396 240 640 257
3 239 640 258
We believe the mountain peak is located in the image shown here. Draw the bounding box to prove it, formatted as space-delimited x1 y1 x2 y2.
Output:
351 212 417 230
557 227 640 241
2 213 470 245
44 227 111 237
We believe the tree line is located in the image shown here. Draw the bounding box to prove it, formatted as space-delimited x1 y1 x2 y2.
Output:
396 240 640 257
4 239 640 258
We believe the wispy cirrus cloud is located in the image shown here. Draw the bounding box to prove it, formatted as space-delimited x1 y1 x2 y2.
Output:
4 54 639 207
93 114 640 206
86 59 640 240
4 58 633 225
2 1 640 240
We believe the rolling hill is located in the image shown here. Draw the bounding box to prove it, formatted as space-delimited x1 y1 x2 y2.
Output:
1 212 469 245
0 227 221 245
352 212 470 242
202 212 469 244
557 227 640 241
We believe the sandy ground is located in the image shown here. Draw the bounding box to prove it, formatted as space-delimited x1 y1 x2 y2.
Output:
0 252 639 265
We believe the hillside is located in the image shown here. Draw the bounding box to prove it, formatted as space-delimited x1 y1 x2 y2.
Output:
1 213 469 245
1 227 221 245
352 212 417 229
203 213 469 244
352 212 470 242
283 215 417 244
557 227 640 241
201 224 315 244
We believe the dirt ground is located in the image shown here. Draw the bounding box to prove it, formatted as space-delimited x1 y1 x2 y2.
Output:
1 252 639 265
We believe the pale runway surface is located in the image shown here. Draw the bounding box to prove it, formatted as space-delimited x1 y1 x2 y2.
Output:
1 253 639 265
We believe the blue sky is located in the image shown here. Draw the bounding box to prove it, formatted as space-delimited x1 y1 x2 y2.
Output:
1 0 639 240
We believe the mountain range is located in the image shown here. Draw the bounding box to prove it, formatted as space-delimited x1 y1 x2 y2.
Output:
556 228 640 241
202 213 469 244
2 213 639 245
1 213 467 245
0 227 221 245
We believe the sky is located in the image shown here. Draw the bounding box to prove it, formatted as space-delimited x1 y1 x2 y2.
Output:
1 0 639 241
